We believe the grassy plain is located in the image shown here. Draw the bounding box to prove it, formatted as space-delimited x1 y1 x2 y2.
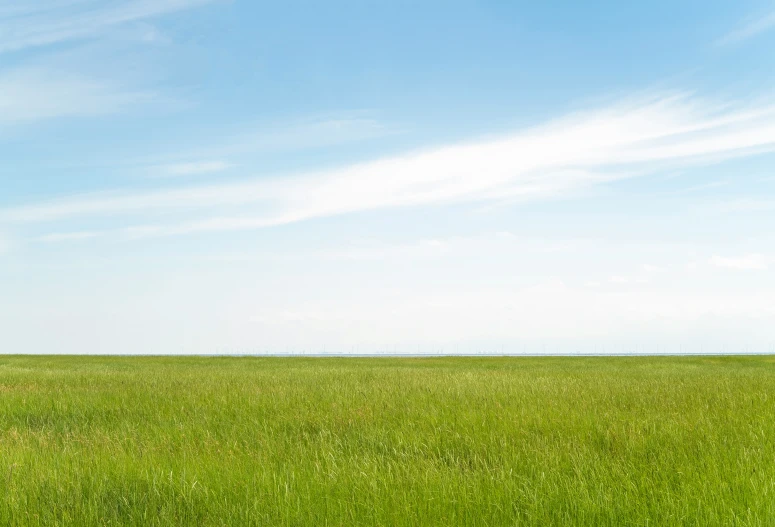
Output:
0 355 774 526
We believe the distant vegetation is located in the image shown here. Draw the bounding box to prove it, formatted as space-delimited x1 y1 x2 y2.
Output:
1 355 774 525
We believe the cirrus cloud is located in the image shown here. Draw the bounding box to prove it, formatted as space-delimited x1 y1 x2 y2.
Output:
4 91 775 241
0 0 217 54
709 254 771 271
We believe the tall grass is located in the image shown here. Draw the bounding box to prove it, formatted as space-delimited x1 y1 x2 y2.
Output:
1 355 774 525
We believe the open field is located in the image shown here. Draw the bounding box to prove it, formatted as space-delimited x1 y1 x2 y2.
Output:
1 355 774 526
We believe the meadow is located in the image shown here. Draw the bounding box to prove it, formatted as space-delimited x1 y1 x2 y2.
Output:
0 355 774 526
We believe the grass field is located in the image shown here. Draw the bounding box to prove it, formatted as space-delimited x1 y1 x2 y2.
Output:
1 355 774 526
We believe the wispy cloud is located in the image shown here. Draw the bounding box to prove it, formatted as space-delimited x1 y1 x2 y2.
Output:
0 2 213 127
718 9 775 45
0 0 216 54
697 198 775 214
709 254 770 271
664 180 730 196
0 66 153 126
152 161 234 177
190 116 394 158
37 231 102 243
5 91 775 240
121 116 393 174
609 275 648 285
205 232 591 265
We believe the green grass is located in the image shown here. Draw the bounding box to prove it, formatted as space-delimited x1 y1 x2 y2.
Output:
1 355 774 526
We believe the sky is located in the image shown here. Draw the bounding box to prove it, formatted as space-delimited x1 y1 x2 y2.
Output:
2 1 775 355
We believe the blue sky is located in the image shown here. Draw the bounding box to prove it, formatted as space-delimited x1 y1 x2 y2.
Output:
2 0 775 355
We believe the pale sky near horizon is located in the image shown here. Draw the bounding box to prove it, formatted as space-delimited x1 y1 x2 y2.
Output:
2 1 775 355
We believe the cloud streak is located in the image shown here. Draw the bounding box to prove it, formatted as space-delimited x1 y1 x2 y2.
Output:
153 161 235 177
719 10 775 45
37 231 102 243
710 254 771 271
0 66 153 126
120 117 393 176
5 92 775 240
0 0 216 54
160 116 396 161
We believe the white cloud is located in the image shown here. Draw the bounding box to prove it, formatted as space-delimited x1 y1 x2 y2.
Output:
122 117 393 174
0 233 9 254
316 239 449 262
699 198 775 214
223 117 392 154
205 232 598 266
135 23 172 45
37 231 101 243
0 0 216 54
5 91 775 240
666 180 730 195
0 66 153 126
709 254 770 271
719 10 775 45
164 116 394 161
610 274 650 284
154 161 234 177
